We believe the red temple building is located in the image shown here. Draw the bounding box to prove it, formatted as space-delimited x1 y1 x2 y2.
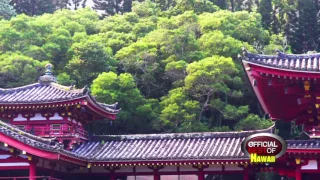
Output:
0 58 319 180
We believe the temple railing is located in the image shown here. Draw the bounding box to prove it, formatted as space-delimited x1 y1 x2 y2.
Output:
22 126 88 140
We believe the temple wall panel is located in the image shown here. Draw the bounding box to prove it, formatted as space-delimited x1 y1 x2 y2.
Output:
179 166 197 172
204 165 222 171
159 166 177 172
302 160 318 170
115 166 134 172
224 165 243 171
49 113 63 120
0 155 11 159
13 114 27 121
30 113 46 121
160 175 181 180
91 166 108 173
36 159 43 167
179 175 197 180
18 155 28 159
136 166 153 172
127 175 153 180
42 160 52 169
0 162 29 166
68 168 89 173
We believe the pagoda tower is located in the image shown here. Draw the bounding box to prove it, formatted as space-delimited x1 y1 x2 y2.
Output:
0 64 120 149
241 49 320 138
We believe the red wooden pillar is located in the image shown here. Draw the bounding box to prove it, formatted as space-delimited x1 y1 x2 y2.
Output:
295 166 301 180
243 168 249 180
154 173 160 180
198 171 204 180
110 173 116 180
50 170 54 179
29 162 36 180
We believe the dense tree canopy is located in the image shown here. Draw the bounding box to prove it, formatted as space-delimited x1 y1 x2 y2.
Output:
2 1 315 179
4 0 313 137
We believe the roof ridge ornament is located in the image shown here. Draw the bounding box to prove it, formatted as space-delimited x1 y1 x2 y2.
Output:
242 47 248 56
38 63 57 84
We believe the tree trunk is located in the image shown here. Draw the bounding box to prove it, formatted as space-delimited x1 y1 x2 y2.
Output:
230 0 234 11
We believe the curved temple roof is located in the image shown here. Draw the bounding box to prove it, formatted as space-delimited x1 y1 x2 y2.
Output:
0 119 276 162
0 83 119 114
242 49 320 72
0 64 120 118
74 126 276 162
240 49 320 122
1 117 318 165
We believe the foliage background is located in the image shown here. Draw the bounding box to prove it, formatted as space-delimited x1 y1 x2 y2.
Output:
1 0 313 179
0 0 304 136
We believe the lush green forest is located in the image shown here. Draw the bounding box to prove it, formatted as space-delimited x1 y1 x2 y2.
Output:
0 0 312 138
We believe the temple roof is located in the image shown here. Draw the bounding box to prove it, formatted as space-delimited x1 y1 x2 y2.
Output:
0 83 86 104
242 50 320 72
73 126 275 162
286 139 320 149
2 118 320 164
0 64 120 117
0 120 276 162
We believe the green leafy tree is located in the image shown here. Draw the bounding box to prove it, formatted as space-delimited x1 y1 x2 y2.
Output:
167 0 219 15
43 28 72 69
0 3 300 138
165 60 187 86
199 11 269 44
235 114 273 131
185 56 248 126
0 0 16 20
157 87 205 132
0 53 48 88
131 0 160 18
198 30 244 57
57 72 75 85
66 40 116 87
91 72 159 134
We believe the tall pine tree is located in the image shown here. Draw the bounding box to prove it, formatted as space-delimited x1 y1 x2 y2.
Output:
257 0 273 31
211 0 227 9
271 7 280 34
10 0 56 16
93 0 132 16
297 0 318 52
0 0 16 19
284 0 302 53
70 0 87 10
53 0 88 10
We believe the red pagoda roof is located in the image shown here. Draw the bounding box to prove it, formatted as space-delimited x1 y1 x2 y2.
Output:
240 50 320 123
287 139 320 149
242 50 320 72
0 83 85 104
0 83 119 114
0 64 120 120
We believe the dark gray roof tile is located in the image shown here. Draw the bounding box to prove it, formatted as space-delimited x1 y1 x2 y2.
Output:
0 83 85 104
242 50 320 72
0 119 281 162
0 82 120 115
